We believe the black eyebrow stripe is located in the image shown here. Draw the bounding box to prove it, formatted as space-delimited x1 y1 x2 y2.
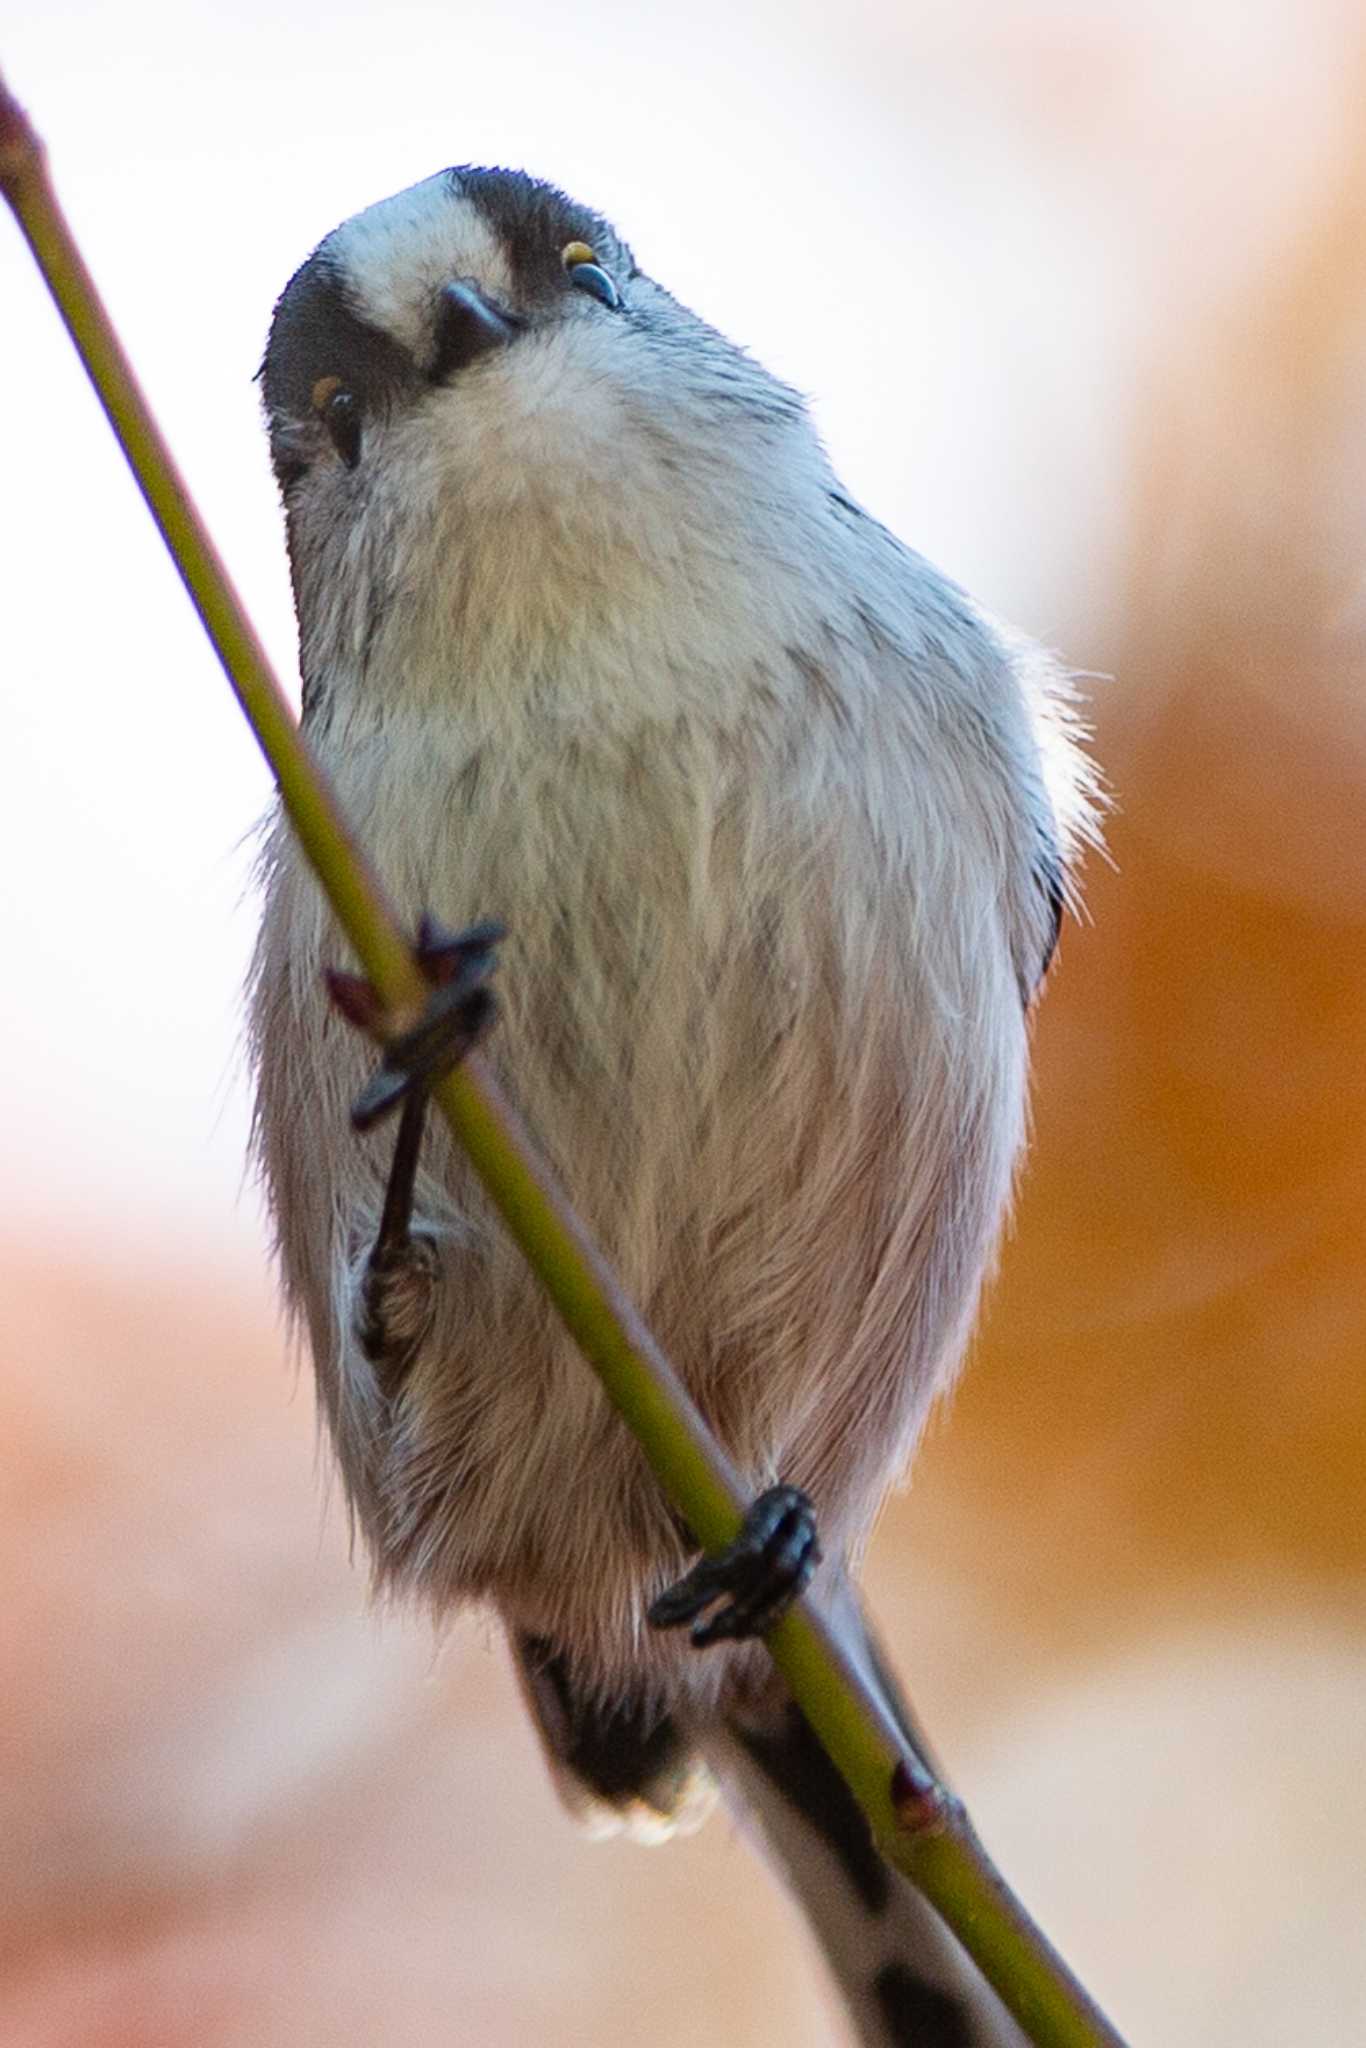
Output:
454 165 634 300
262 253 418 423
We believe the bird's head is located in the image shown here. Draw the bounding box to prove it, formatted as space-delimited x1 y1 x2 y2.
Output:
261 168 818 716
262 168 643 492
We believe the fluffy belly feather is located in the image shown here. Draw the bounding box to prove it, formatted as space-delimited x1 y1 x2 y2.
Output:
250 697 1026 1700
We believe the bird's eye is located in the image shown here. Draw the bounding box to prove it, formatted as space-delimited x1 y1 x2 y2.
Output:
310 374 362 470
560 240 621 310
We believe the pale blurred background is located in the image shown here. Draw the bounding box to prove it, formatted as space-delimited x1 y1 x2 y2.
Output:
3 2 1365 2042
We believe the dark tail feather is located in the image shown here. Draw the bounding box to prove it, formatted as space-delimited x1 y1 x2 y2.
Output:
513 1598 1030 2043
512 1631 715 1841
701 1702 1029 2047
700 1573 1031 2047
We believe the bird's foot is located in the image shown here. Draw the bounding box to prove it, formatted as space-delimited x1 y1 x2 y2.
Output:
647 1486 821 1647
358 1228 441 1397
327 916 503 1400
326 914 504 1131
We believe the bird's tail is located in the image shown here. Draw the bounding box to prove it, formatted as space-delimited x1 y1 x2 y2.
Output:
697 1572 1031 2045
699 1696 1029 2047
515 1591 1030 2045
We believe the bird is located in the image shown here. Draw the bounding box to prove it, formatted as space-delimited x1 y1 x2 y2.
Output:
249 165 1095 2045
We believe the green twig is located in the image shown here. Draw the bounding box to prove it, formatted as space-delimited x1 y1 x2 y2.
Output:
1 72 1125 2048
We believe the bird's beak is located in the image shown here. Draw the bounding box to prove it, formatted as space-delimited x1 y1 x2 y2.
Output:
432 281 517 380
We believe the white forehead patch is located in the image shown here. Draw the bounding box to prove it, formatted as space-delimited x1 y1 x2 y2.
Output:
329 174 512 357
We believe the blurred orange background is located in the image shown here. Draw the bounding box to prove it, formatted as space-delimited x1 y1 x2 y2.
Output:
3 4 1364 2044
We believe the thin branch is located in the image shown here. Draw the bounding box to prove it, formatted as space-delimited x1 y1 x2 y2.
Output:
1 72 1125 2048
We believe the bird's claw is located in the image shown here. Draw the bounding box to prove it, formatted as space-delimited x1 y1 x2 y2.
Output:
647 1485 821 1647
325 916 505 1131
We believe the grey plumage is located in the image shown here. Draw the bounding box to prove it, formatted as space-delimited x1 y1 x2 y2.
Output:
250 166 1094 2043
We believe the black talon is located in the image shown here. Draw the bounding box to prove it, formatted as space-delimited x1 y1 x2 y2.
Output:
647 1485 821 1647
326 916 505 1131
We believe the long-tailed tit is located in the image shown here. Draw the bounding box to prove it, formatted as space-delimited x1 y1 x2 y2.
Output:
251 168 1094 2045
